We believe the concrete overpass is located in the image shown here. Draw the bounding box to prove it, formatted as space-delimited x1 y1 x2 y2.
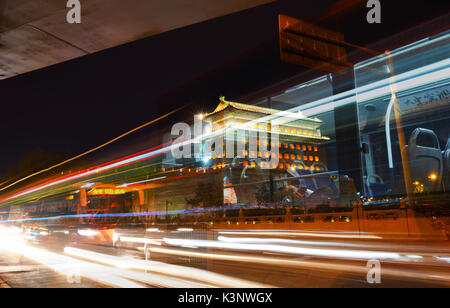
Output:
0 0 273 79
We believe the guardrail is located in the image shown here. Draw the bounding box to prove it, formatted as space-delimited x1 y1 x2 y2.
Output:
146 204 449 240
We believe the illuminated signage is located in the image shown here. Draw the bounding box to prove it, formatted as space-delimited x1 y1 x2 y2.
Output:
88 188 126 196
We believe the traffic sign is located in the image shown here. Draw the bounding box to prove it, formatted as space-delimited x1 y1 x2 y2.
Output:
279 14 349 73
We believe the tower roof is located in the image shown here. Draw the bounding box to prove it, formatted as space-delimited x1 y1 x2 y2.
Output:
206 96 321 123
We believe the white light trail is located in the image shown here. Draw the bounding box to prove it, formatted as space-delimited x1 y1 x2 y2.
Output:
0 235 144 288
164 237 401 260
78 229 100 237
217 230 382 239
148 246 450 284
64 247 271 288
117 176 167 188
119 236 162 246
217 236 365 248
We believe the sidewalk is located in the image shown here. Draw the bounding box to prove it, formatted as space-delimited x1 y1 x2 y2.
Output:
0 250 102 288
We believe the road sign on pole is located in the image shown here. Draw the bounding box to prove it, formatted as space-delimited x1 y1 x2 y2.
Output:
279 14 349 73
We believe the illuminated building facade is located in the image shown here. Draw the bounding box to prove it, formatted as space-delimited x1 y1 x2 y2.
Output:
204 97 330 172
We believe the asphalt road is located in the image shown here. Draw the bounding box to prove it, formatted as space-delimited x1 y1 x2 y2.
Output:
1 230 450 288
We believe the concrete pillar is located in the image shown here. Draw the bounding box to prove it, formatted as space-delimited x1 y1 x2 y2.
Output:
78 189 87 215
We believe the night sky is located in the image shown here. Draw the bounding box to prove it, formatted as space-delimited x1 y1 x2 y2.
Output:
0 0 447 180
